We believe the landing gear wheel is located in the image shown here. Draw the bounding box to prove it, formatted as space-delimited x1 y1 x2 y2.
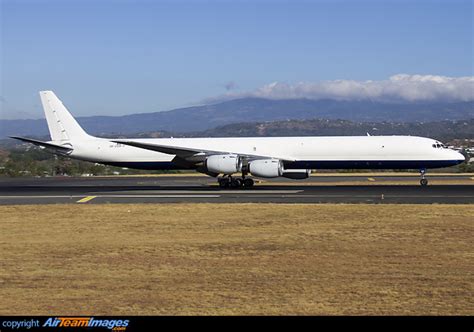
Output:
218 175 252 189
243 178 254 188
231 178 243 188
218 178 229 188
419 168 428 187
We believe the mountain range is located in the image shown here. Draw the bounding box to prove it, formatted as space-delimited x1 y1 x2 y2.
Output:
1 97 473 138
190 118 474 142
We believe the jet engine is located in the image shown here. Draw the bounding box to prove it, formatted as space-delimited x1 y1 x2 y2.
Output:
206 154 242 174
249 159 283 178
282 169 311 179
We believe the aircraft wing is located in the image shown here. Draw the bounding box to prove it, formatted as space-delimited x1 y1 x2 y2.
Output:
112 139 295 162
10 136 73 153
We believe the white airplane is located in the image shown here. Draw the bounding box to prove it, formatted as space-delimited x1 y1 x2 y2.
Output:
11 91 466 187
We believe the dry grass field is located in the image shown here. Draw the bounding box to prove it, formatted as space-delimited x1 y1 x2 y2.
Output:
0 204 472 315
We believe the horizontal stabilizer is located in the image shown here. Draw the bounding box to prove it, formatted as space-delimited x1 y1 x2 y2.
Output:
10 136 73 152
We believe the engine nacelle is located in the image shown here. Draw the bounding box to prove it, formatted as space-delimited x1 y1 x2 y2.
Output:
206 154 242 175
282 169 311 179
249 159 283 178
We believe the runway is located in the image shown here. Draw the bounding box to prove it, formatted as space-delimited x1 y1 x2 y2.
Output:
0 174 473 204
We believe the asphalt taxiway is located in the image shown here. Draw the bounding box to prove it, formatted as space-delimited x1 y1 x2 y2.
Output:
0 174 473 204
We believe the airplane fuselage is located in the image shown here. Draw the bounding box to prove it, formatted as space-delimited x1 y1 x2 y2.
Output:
66 135 465 170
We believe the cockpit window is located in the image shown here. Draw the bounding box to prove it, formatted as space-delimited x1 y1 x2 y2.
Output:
432 143 447 149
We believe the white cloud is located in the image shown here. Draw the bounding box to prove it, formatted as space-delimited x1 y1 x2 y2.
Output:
210 74 474 103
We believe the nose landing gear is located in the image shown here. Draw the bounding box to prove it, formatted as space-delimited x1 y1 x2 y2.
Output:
420 169 428 186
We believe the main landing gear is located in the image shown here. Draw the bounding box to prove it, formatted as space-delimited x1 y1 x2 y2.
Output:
218 175 254 188
420 169 428 186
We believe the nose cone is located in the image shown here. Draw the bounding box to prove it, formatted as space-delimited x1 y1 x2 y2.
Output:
453 151 467 164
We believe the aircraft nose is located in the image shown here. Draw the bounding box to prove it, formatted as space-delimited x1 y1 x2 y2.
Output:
454 151 467 163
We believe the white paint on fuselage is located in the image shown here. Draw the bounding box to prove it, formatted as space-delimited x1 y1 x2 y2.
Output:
66 135 464 164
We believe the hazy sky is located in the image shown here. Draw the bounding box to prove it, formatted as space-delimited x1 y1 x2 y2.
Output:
1 0 473 119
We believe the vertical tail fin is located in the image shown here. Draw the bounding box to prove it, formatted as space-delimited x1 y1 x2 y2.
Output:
39 91 91 142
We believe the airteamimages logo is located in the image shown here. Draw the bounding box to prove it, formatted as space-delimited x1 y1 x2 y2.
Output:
43 317 129 330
